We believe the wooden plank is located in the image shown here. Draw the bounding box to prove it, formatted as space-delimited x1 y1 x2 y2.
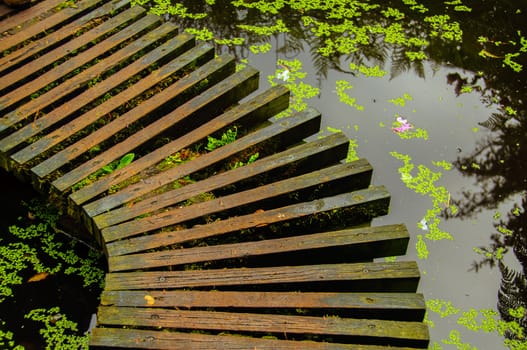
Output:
0 0 135 85
104 185 389 249
91 132 349 229
104 261 420 292
0 13 161 129
103 160 373 253
108 224 408 271
0 0 69 35
47 61 259 192
3 33 198 157
30 53 238 180
89 327 427 350
0 0 107 62
74 106 320 212
74 105 322 218
99 290 426 320
95 306 429 344
47 69 273 196
6 36 205 163
72 84 290 209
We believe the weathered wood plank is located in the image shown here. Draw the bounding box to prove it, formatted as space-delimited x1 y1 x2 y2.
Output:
31 53 239 181
4 33 199 158
96 306 429 344
0 0 71 36
0 0 136 88
2 1 109 50
108 224 408 270
104 185 389 250
103 160 373 253
76 107 321 218
91 131 349 229
99 290 426 320
71 84 290 210
104 261 419 292
89 327 426 350
51 66 260 195
0 13 161 129
10 42 211 167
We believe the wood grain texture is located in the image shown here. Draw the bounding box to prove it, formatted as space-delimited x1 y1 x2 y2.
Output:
99 290 425 318
103 159 372 250
104 186 389 251
75 84 290 210
1 13 162 130
108 224 408 271
95 306 429 341
0 0 132 77
90 131 348 229
48 61 258 190
5 32 199 156
90 327 426 350
104 261 420 291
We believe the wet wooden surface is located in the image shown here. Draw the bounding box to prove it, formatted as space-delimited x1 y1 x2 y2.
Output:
0 0 430 348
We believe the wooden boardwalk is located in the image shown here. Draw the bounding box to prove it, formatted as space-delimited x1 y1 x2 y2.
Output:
0 0 429 349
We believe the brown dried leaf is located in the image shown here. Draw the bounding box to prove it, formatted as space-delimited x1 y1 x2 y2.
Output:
27 272 49 283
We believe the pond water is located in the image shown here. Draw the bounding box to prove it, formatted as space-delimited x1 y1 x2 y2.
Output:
0 170 104 349
1 0 526 349
154 1 526 349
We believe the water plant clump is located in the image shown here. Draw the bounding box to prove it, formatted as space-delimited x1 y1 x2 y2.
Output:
0 197 105 349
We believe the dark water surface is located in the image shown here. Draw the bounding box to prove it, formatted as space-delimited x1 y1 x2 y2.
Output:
160 1 526 348
0 170 103 349
2 0 526 348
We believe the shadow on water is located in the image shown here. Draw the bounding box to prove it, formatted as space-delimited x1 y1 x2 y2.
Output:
140 0 527 348
0 169 104 349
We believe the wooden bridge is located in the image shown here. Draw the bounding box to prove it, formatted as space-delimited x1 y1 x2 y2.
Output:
0 0 429 348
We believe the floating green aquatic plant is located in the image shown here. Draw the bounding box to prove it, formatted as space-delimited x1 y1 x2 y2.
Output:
390 151 456 259
425 299 526 350
268 58 319 118
25 307 89 350
334 80 364 111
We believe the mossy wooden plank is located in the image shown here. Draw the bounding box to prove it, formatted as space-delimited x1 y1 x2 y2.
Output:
5 33 198 158
108 224 408 270
0 0 132 77
89 327 426 350
5 0 110 50
48 63 259 192
76 105 320 215
31 53 237 180
96 306 429 344
0 13 161 130
0 0 73 35
104 261 419 292
92 132 349 229
72 84 290 209
104 160 372 253
8 36 206 163
0 0 107 69
99 290 426 321
3 16 171 128
0 0 139 91
85 114 342 221
104 185 389 251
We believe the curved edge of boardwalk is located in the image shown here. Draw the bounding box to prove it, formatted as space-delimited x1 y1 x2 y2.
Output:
0 1 430 349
